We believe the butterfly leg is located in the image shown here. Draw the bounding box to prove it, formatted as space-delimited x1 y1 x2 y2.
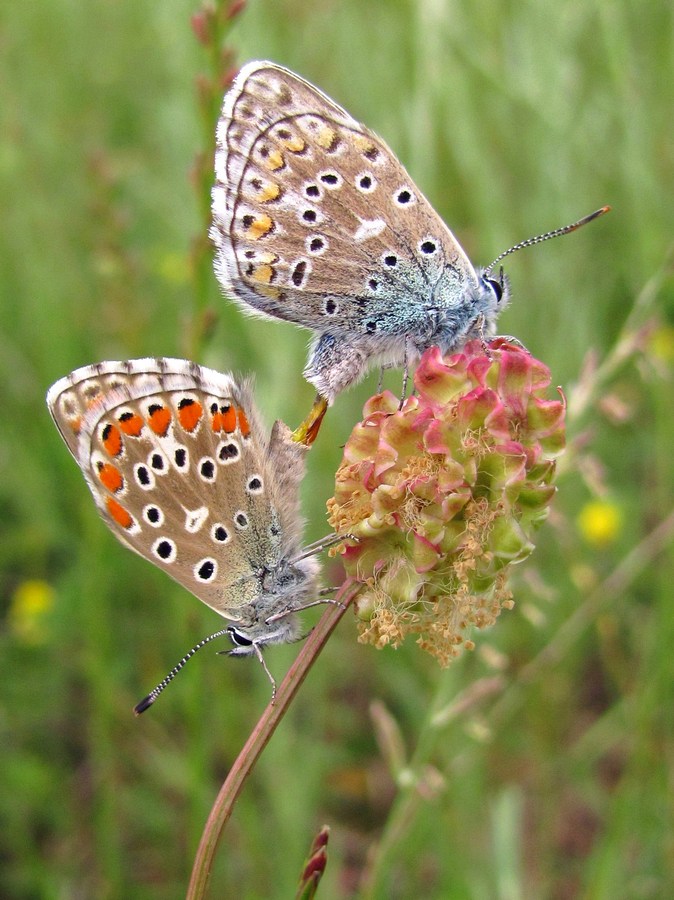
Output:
473 314 529 356
376 367 385 394
490 334 530 352
399 338 411 408
289 532 357 564
251 642 279 702
292 394 328 446
265 595 346 625
471 313 496 360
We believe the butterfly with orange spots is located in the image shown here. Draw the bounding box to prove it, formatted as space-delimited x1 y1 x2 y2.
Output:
46 357 343 709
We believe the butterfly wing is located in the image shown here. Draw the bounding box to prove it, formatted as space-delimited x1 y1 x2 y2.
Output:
46 358 306 623
211 61 480 337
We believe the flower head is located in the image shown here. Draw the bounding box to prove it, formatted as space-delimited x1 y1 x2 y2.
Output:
577 498 623 546
9 579 55 645
327 341 565 665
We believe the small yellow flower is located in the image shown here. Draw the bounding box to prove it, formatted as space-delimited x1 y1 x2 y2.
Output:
577 500 623 546
648 324 674 364
9 580 55 645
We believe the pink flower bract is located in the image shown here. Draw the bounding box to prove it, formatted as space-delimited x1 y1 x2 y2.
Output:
327 341 566 665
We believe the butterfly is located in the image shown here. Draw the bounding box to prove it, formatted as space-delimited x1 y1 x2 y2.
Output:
46 357 341 710
210 60 508 404
211 61 609 405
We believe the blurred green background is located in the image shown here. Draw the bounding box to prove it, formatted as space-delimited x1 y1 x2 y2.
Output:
2 1 673 897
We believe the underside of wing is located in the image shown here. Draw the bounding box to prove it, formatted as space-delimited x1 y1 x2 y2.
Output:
211 62 479 335
47 359 288 621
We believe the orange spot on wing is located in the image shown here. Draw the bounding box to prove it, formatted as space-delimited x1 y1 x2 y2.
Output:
97 462 124 493
148 405 172 436
263 149 284 171
251 263 274 284
118 412 144 436
67 416 82 437
280 135 306 154
237 407 251 438
222 404 237 433
101 423 123 457
106 497 133 530
246 214 273 240
316 125 337 150
257 181 281 202
211 404 236 433
354 135 375 154
177 398 203 432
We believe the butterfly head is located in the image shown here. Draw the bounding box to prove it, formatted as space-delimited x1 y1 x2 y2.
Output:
225 551 318 655
225 615 303 656
476 267 511 332
426 267 510 353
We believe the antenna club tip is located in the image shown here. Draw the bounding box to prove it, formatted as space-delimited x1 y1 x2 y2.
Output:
133 694 156 716
572 206 612 231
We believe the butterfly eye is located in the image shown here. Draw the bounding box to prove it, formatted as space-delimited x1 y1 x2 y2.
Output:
227 626 253 648
486 277 504 303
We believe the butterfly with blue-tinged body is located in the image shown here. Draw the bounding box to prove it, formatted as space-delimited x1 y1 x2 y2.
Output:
211 60 609 404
